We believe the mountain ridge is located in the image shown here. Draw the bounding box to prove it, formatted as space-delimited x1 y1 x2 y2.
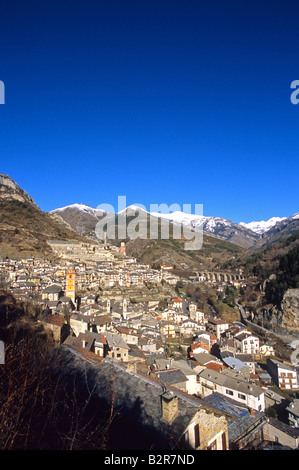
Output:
1 172 298 260
0 173 92 258
49 202 299 249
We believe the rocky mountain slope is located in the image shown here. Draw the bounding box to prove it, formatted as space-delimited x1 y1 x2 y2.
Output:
51 202 299 251
239 216 287 234
0 174 89 258
251 213 299 250
50 203 107 236
150 210 260 248
51 203 261 248
54 204 245 272
233 232 299 336
0 174 39 208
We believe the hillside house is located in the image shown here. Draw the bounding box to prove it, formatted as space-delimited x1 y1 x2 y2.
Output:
189 303 205 324
222 357 251 379
153 358 198 395
115 326 139 345
70 313 90 337
179 320 204 337
190 339 210 354
159 320 176 338
197 368 265 412
170 297 183 310
207 318 230 340
286 399 299 428
266 358 298 390
90 314 113 334
259 344 275 357
40 314 70 343
234 331 260 355
154 368 189 392
41 284 63 302
94 334 106 357
92 357 230 450
202 392 266 450
263 418 299 449
235 353 256 375
104 333 129 362
191 352 226 373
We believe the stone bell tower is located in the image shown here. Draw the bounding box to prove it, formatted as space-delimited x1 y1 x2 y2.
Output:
66 268 76 304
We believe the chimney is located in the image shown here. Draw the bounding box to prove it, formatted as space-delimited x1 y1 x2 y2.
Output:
127 362 137 373
161 391 178 424
107 298 111 314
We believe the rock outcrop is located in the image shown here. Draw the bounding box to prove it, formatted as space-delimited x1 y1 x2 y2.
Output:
0 173 39 208
281 288 299 330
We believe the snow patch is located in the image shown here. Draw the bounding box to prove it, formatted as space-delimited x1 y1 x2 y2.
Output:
239 217 287 234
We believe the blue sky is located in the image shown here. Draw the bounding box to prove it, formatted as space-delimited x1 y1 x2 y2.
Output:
0 0 299 223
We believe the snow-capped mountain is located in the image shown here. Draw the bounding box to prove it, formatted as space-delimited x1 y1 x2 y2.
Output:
149 210 260 248
49 203 299 249
239 217 287 235
151 210 229 231
50 203 109 236
50 203 106 218
252 212 299 249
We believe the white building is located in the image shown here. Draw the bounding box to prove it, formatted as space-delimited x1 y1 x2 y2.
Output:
70 313 90 337
207 318 230 340
267 358 298 390
197 368 265 412
234 331 260 355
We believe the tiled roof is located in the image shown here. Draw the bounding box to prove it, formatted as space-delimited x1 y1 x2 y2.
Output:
44 314 65 327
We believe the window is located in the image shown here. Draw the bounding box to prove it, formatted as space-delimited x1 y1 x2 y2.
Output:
222 432 227 450
207 439 217 450
226 389 234 396
238 393 246 400
194 424 200 448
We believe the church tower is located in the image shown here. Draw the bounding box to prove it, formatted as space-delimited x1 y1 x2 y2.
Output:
189 302 197 321
66 268 76 304
120 242 126 256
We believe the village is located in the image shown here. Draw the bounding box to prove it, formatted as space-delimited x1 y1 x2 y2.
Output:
0 238 299 450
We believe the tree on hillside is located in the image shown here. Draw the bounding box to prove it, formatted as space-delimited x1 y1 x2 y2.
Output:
265 245 299 307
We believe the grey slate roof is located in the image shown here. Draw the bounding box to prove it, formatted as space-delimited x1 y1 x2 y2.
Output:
154 368 188 386
105 333 130 350
223 356 250 371
202 393 266 445
268 358 296 372
286 398 299 417
199 368 264 398
43 284 62 293
77 357 231 448
268 418 299 439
